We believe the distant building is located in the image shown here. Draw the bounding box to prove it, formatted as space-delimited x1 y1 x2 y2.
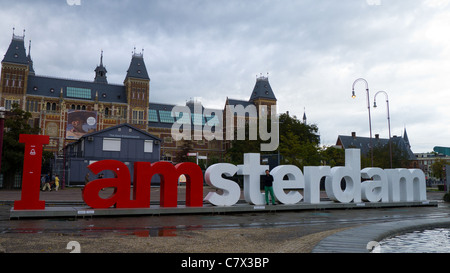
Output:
335 128 417 167
65 123 160 185
1 31 150 154
0 30 278 173
433 146 450 157
147 99 225 163
224 74 277 151
415 150 450 181
146 74 277 162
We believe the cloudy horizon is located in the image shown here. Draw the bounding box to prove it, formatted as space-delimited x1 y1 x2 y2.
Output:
1 0 450 153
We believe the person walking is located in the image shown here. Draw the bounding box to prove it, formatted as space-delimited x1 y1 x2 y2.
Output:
42 173 52 191
263 169 276 205
40 175 46 191
84 172 90 186
54 175 60 191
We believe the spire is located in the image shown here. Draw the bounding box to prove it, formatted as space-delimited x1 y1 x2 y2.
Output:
94 50 108 84
27 40 35 75
403 127 410 148
303 107 307 124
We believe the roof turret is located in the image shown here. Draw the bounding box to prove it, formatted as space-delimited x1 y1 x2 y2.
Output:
94 50 108 83
125 48 150 81
2 28 29 66
249 74 276 102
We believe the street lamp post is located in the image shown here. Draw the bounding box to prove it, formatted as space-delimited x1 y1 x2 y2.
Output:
0 107 5 174
352 78 373 167
374 91 393 168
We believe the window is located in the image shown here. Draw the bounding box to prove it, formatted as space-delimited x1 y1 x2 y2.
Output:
205 114 220 126
5 99 20 110
132 110 145 124
26 101 39 113
159 110 174 123
175 112 190 124
148 109 158 122
120 107 127 118
191 113 205 125
144 140 153 153
67 87 91 99
103 138 121 151
4 74 10 87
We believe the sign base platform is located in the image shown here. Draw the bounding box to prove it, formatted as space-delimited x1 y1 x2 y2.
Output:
10 200 438 219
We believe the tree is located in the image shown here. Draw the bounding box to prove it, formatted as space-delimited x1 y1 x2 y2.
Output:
224 112 323 169
279 113 320 145
431 159 445 181
320 146 345 167
366 142 411 169
278 113 321 169
224 121 262 165
174 140 194 163
1 103 40 189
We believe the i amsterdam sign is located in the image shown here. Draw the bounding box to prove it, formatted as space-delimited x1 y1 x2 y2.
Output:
14 134 428 211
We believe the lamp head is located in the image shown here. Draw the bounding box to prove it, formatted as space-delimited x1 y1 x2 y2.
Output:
373 101 377 108
351 90 356 99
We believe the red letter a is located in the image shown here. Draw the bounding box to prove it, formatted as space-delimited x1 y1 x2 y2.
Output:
83 160 132 209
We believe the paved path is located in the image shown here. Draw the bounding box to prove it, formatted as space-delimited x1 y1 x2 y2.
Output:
1 188 448 253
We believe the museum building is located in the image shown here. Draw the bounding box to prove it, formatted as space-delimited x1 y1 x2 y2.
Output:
0 30 277 172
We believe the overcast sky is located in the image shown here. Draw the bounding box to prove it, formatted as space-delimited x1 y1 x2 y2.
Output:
1 0 450 153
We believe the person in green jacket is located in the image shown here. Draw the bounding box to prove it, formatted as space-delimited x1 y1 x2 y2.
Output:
263 170 276 205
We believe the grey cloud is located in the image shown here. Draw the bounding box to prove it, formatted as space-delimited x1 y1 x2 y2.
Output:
1 0 448 152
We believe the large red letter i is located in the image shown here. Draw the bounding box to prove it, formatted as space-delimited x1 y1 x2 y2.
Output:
13 134 49 210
